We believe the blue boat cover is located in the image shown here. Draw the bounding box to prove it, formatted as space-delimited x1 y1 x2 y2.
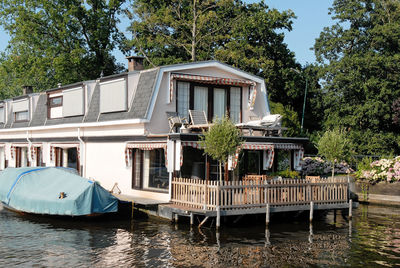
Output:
0 167 118 216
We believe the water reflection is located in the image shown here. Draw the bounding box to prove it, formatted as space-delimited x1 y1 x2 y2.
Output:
0 204 400 267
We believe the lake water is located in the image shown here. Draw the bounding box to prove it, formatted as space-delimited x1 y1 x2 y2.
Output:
0 203 399 267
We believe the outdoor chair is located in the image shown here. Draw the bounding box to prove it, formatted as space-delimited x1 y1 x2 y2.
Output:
167 112 187 133
188 110 212 130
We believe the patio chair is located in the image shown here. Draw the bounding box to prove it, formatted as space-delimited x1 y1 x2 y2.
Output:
188 110 212 130
167 112 187 133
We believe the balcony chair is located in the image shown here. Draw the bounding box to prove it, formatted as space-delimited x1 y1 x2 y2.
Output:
167 112 187 133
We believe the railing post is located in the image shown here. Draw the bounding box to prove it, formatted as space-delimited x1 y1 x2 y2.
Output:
203 181 207 210
266 203 270 226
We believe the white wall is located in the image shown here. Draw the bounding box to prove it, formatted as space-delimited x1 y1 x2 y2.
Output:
85 142 169 202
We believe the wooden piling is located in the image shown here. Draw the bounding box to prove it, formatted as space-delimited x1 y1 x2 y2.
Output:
309 201 314 222
216 206 221 229
190 213 194 225
265 203 270 226
349 199 353 219
174 213 179 223
131 201 134 219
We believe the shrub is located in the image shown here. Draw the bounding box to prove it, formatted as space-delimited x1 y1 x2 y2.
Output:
356 156 400 183
300 157 353 176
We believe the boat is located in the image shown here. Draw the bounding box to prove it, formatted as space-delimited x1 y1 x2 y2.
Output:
0 167 118 216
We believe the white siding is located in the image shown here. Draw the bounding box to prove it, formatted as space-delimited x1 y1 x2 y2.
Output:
0 106 4 123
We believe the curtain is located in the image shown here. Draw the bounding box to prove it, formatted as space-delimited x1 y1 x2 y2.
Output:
230 87 240 123
194 86 208 115
177 82 190 120
213 88 226 120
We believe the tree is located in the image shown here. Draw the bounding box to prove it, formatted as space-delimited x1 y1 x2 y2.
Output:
317 129 351 179
314 0 400 155
269 101 301 137
127 1 309 116
200 116 242 182
126 0 239 66
0 0 126 94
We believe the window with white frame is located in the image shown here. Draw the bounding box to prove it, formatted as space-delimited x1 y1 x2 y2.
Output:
230 87 241 123
0 105 5 123
213 88 227 120
100 78 127 113
194 86 208 116
177 81 190 120
13 99 29 122
48 93 63 119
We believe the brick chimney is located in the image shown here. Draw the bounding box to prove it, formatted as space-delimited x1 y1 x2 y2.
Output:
126 56 144 71
22 85 33 95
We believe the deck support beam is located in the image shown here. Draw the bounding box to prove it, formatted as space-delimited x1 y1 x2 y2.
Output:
349 199 353 219
190 213 194 225
309 201 314 222
199 216 209 228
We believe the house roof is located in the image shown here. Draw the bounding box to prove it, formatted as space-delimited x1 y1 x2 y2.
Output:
0 61 265 130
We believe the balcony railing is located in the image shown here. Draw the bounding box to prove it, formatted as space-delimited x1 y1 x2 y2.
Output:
171 176 349 211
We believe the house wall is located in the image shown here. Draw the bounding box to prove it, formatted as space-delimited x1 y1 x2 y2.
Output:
146 66 269 135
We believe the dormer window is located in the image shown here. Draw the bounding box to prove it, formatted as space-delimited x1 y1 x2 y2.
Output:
47 87 84 119
13 99 29 122
0 105 5 123
100 78 127 113
47 92 63 119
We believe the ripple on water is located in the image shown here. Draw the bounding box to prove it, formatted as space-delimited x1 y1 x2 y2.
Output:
0 204 400 267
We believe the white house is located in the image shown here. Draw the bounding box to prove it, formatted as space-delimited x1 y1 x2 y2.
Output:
0 58 307 202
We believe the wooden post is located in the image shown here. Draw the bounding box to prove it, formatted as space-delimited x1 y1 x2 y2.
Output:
309 201 314 222
265 203 270 226
131 201 134 219
349 199 353 219
174 213 179 223
216 206 221 230
203 182 207 210
190 213 194 225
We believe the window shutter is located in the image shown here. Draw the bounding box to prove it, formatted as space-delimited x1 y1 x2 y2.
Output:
100 79 127 113
13 99 29 112
63 87 84 117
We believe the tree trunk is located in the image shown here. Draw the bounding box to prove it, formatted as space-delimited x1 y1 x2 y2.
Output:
219 161 223 183
191 0 197 61
331 163 335 179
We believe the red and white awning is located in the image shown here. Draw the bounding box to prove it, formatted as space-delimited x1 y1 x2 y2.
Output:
126 142 167 150
274 143 303 150
169 73 257 109
125 142 168 168
181 141 204 149
241 143 274 150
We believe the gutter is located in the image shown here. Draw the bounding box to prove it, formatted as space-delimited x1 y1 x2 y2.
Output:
77 127 85 177
26 131 32 163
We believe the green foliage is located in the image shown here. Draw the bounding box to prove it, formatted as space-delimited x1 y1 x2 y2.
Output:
354 157 373 180
270 101 300 137
271 169 299 179
314 0 400 155
0 0 126 95
200 116 242 181
317 128 352 178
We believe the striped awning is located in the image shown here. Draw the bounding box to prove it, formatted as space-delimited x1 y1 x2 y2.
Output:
274 143 303 150
241 143 274 150
169 73 257 109
126 142 167 150
181 141 204 149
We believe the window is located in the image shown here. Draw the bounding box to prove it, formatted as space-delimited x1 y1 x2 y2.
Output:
177 82 190 120
194 86 208 115
48 93 63 119
0 106 5 123
213 88 227 120
176 81 242 123
100 78 127 113
230 87 241 123
14 147 28 167
13 99 29 122
54 147 80 172
15 111 29 122
63 87 84 117
131 148 168 192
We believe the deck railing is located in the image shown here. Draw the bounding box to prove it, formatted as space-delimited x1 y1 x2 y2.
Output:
171 177 349 211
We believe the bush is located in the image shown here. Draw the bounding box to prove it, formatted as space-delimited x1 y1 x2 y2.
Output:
272 169 300 179
300 157 353 176
356 156 400 183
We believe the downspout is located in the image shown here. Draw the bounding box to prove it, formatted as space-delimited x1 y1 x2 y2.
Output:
77 127 85 177
26 131 32 165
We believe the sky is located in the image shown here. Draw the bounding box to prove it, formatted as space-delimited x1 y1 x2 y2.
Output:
0 0 335 68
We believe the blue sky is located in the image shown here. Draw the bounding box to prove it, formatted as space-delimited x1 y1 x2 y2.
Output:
0 0 335 67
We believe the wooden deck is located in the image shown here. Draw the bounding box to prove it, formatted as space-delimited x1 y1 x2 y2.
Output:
167 176 352 227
